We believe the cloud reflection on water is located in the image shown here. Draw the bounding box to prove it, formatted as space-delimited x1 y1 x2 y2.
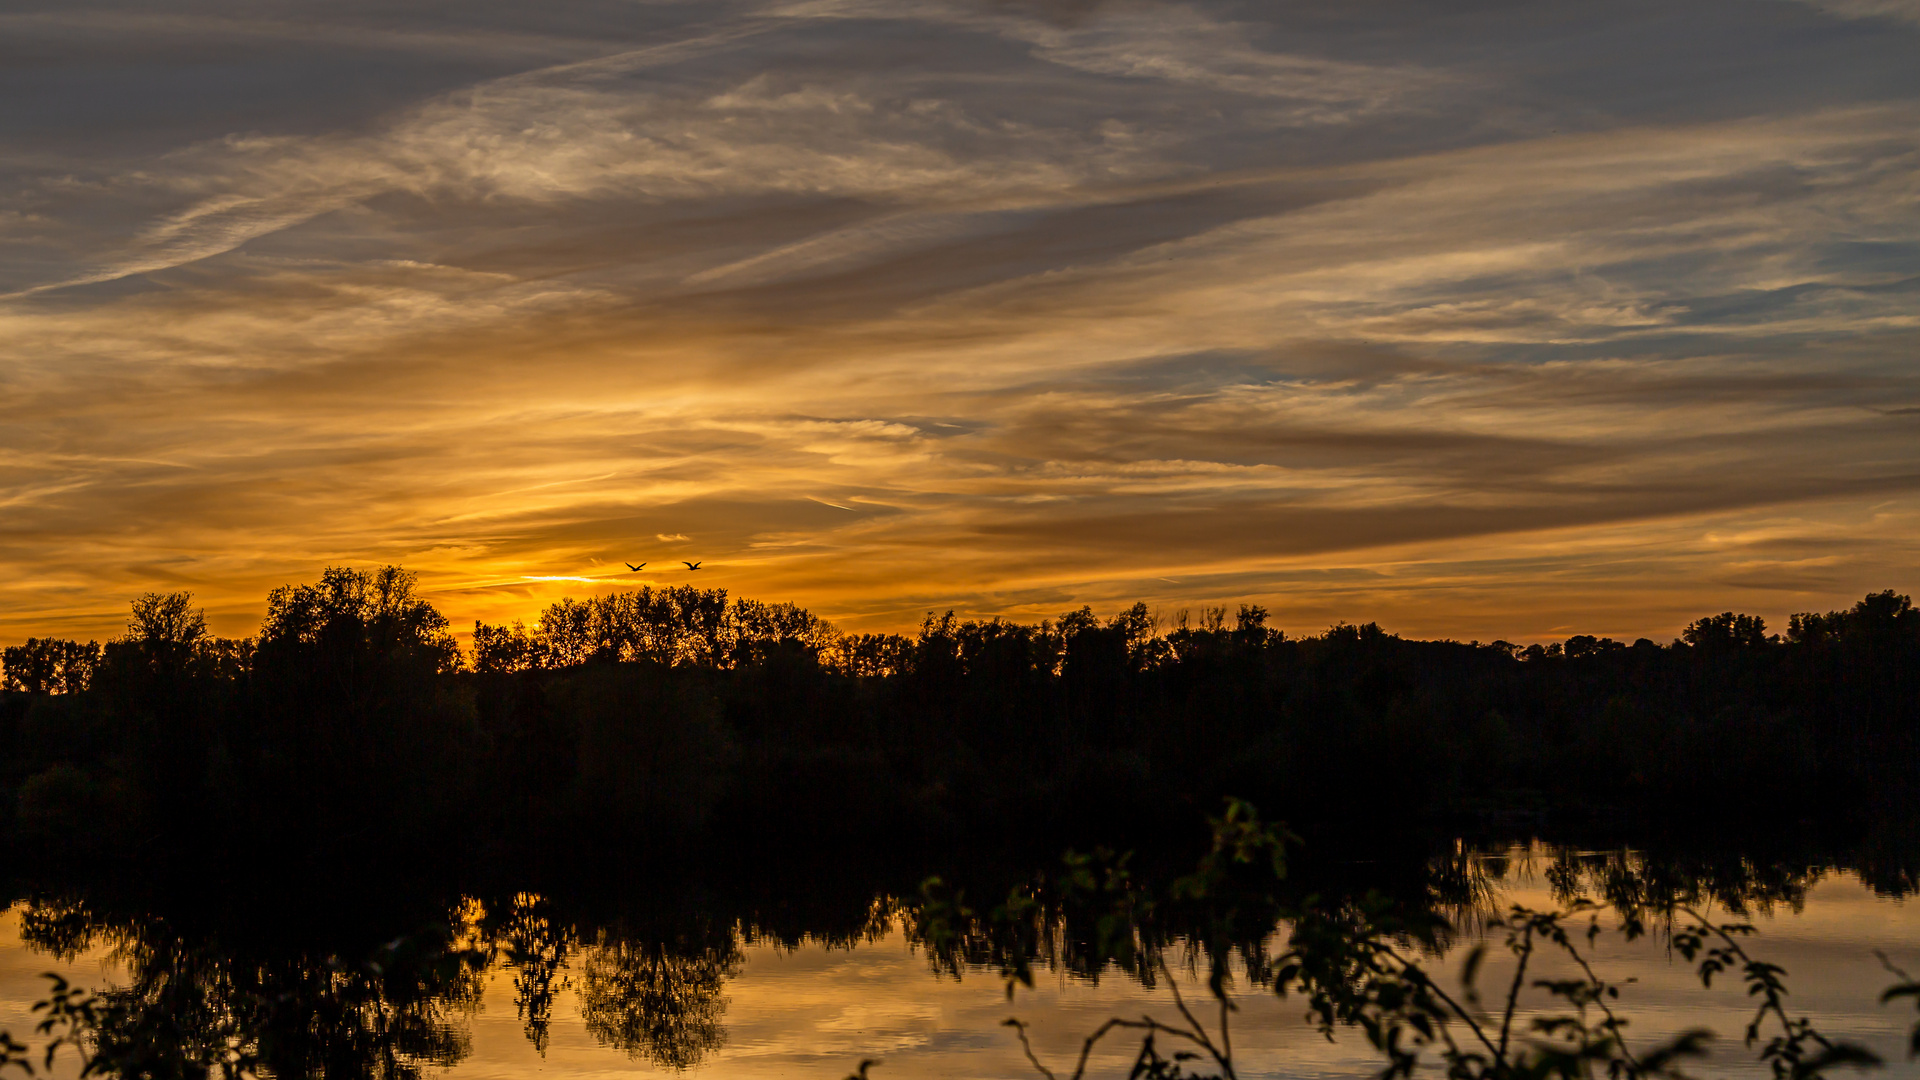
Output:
7 868 1918 1079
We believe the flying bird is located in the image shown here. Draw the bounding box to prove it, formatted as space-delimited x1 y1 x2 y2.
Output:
625 562 645 572
683 561 702 570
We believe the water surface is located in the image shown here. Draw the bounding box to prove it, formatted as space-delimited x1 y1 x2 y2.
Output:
5 848 1917 1079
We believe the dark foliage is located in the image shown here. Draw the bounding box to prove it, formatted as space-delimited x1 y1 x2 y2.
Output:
3 572 1917 864
4 815 1916 1079
920 804 1903 1080
0 569 1914 1077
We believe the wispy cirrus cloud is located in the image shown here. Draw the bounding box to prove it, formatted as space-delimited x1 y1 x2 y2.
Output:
0 0 1916 643
1788 0 1920 25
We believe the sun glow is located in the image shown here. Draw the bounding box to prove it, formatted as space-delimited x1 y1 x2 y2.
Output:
0 1 1914 645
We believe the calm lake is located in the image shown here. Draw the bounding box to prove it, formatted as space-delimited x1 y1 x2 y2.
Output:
3 841 1918 1079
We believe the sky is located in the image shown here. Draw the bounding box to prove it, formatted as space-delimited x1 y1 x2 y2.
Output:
1 0 1916 645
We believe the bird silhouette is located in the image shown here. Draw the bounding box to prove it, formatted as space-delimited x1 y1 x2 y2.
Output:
625 562 645 572
683 561 702 570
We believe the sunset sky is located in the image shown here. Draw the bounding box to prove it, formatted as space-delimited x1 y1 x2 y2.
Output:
3 0 1917 645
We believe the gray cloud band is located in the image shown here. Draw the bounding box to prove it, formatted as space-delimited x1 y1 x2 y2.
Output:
0 0 1915 641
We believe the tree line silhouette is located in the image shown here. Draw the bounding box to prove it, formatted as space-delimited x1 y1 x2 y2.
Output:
2 566 1917 865
2 567 1918 1077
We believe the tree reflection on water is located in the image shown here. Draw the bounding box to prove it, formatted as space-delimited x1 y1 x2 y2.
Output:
578 921 740 1068
4 830 1918 1079
12 897 487 1078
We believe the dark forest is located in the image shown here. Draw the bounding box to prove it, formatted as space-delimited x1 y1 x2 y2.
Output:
4 567 1916 866
5 568 1920 1078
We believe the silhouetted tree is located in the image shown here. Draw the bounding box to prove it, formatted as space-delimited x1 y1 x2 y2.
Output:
1 638 101 694
245 566 476 848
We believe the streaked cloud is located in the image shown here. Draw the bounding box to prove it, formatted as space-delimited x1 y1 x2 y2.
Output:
1 0 1915 644
1795 0 1920 25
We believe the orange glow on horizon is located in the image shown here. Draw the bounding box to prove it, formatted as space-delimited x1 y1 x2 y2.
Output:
1 3 1914 648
